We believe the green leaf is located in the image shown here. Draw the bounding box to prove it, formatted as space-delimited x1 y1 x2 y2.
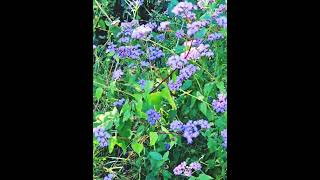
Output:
106 51 115 57
200 12 212 20
207 138 215 153
136 125 145 136
194 28 207 39
149 151 162 161
188 177 197 180
163 170 172 180
144 80 154 95
131 142 144 155
181 80 192 90
109 81 116 95
216 113 227 129
116 139 127 154
174 45 186 54
121 101 131 122
98 19 106 29
198 173 213 180
161 84 177 110
147 92 162 110
217 81 225 91
196 91 205 101
162 151 169 162
108 137 117 153
204 82 214 98
95 87 103 100
118 120 132 138
149 132 159 146
199 102 207 116
103 120 113 130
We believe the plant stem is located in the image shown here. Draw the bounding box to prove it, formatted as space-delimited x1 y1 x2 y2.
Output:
150 69 176 93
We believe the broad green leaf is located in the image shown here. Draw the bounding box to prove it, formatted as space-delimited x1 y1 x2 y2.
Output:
161 84 177 110
217 81 225 91
162 170 172 180
207 138 215 153
149 151 162 161
131 142 144 155
197 91 205 101
144 80 154 95
147 92 162 110
149 132 159 146
181 80 192 90
116 139 127 154
118 120 132 138
199 102 207 116
121 101 131 122
174 45 186 54
204 82 214 98
136 125 145 136
162 151 169 162
95 87 103 100
188 177 197 180
198 173 213 180
194 28 207 39
103 120 113 130
190 92 197 109
98 19 106 29
108 137 117 153
200 12 212 20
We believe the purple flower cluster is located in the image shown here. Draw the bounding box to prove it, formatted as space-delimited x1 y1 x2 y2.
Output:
116 45 144 59
180 43 214 61
197 0 215 9
129 0 144 9
158 21 170 31
168 64 198 91
187 21 209 36
117 20 139 42
175 30 185 39
197 44 214 57
103 174 114 180
173 161 202 176
93 127 111 148
145 22 157 30
112 69 123 80
131 24 152 39
147 46 164 61
172 1 197 20
166 55 188 70
119 37 130 43
221 128 227 148
165 143 170 150
106 42 117 54
146 109 161 125
212 93 227 113
140 61 150 67
113 98 125 107
208 32 224 41
169 119 211 144
212 4 227 18
155 34 165 42
216 16 227 29
138 79 146 89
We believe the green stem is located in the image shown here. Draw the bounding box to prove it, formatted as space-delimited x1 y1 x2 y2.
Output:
143 39 176 54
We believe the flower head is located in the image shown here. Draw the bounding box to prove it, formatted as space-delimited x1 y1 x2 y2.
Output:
146 109 161 125
112 69 123 80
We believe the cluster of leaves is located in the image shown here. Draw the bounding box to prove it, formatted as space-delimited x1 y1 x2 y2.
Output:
93 0 227 179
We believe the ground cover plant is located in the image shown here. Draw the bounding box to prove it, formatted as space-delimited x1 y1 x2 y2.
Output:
93 0 227 179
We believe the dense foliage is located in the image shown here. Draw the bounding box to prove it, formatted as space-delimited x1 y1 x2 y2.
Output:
93 0 227 179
